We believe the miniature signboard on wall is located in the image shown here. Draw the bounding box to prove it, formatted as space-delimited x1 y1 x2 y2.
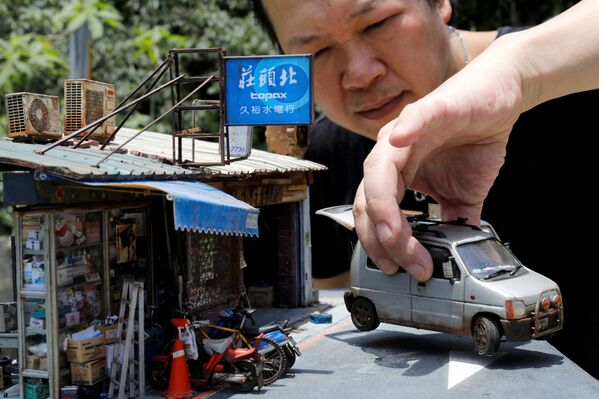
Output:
224 55 313 126
221 125 253 158
116 222 136 263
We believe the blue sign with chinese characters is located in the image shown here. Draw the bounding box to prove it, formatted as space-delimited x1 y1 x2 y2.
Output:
224 55 313 125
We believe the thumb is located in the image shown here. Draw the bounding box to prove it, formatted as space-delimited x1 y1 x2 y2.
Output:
440 201 483 226
390 96 450 148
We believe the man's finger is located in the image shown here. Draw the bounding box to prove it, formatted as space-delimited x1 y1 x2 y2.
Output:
354 183 400 275
361 145 433 280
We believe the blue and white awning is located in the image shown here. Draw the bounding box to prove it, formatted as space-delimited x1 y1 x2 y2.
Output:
83 180 259 236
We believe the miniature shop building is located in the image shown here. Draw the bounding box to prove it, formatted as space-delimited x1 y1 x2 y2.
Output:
0 139 261 397
110 128 326 309
0 133 324 390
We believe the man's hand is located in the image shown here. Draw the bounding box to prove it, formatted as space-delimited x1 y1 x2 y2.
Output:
353 50 525 281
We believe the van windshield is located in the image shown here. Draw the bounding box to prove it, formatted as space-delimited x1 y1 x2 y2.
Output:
457 239 522 280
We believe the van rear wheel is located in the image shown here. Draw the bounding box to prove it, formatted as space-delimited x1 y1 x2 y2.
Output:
350 298 380 331
473 316 501 355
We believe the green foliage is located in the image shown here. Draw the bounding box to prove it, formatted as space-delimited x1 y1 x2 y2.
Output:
0 34 67 93
55 0 123 39
130 26 187 64
0 0 580 139
0 0 275 138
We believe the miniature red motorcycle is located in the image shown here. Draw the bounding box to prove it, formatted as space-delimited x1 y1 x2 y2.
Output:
150 318 264 392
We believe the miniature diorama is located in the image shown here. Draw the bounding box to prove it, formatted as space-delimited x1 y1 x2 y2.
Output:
317 205 564 355
1 38 320 396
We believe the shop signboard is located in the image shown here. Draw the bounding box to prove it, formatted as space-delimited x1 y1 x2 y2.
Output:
224 54 313 126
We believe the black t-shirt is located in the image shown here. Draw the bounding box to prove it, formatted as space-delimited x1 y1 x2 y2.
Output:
305 28 599 378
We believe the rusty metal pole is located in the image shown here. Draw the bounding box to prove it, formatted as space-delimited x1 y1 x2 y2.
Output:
94 75 215 167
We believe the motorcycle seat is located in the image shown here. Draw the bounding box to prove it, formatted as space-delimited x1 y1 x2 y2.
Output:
240 308 256 317
203 336 233 354
243 324 280 336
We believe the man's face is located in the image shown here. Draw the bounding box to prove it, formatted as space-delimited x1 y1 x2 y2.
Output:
262 0 453 139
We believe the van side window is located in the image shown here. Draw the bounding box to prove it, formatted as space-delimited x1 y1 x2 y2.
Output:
425 246 459 280
366 257 405 273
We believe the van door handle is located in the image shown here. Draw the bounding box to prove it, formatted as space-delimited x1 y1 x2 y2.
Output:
417 282 426 288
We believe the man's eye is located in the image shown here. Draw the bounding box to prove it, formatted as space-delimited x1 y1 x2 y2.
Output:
314 47 330 58
366 16 393 32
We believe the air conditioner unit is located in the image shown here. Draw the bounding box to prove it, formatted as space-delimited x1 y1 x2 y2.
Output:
4 93 62 141
64 79 116 142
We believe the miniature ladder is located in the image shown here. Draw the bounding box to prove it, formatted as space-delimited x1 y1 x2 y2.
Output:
108 280 145 399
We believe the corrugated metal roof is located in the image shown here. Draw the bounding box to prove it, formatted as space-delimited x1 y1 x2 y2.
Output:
0 128 325 181
0 140 203 181
112 128 327 177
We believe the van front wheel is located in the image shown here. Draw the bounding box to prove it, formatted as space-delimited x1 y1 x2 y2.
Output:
473 316 501 355
350 298 380 331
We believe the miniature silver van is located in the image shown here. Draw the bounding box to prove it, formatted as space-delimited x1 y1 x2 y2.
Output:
317 206 564 355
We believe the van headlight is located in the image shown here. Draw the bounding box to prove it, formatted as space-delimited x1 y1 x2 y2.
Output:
540 290 562 309
551 293 562 308
505 300 527 320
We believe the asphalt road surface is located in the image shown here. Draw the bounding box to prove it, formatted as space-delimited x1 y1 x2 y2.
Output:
203 289 599 399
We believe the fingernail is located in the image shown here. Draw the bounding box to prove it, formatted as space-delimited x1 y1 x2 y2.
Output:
378 259 399 275
376 223 393 243
407 264 426 281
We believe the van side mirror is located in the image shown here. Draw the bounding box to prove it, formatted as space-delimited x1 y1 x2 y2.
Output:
442 258 454 279
442 256 458 284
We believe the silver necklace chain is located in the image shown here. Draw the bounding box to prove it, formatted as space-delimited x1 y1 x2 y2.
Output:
449 25 470 66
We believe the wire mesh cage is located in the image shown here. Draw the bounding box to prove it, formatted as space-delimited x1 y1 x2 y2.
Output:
186 232 241 311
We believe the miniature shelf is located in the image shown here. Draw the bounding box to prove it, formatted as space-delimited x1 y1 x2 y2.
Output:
23 367 70 379
23 369 49 379
20 290 47 299
23 249 45 256
26 327 46 336
58 280 102 290
56 242 102 252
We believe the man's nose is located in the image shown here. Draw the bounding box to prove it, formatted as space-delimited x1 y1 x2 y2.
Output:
340 39 385 90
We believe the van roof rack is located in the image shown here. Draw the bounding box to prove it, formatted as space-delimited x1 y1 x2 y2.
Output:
412 225 447 239
408 215 482 233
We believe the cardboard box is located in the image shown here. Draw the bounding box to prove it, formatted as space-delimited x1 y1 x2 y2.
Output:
29 316 45 330
95 324 118 344
84 220 101 243
65 311 80 327
0 302 17 332
57 267 74 286
39 357 47 371
70 358 105 386
26 355 40 370
248 284 275 306
67 335 105 363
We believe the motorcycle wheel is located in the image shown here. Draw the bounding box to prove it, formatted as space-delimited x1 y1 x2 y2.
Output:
283 345 296 372
149 363 170 390
231 359 257 392
253 336 287 384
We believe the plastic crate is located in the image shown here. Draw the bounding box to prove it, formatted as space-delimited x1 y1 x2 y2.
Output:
24 381 49 399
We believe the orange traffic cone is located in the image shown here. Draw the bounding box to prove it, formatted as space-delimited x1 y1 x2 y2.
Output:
163 338 193 399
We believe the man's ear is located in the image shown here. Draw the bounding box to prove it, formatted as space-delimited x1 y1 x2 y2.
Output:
436 0 453 24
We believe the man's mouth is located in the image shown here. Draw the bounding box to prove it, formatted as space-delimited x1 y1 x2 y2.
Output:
356 94 405 120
